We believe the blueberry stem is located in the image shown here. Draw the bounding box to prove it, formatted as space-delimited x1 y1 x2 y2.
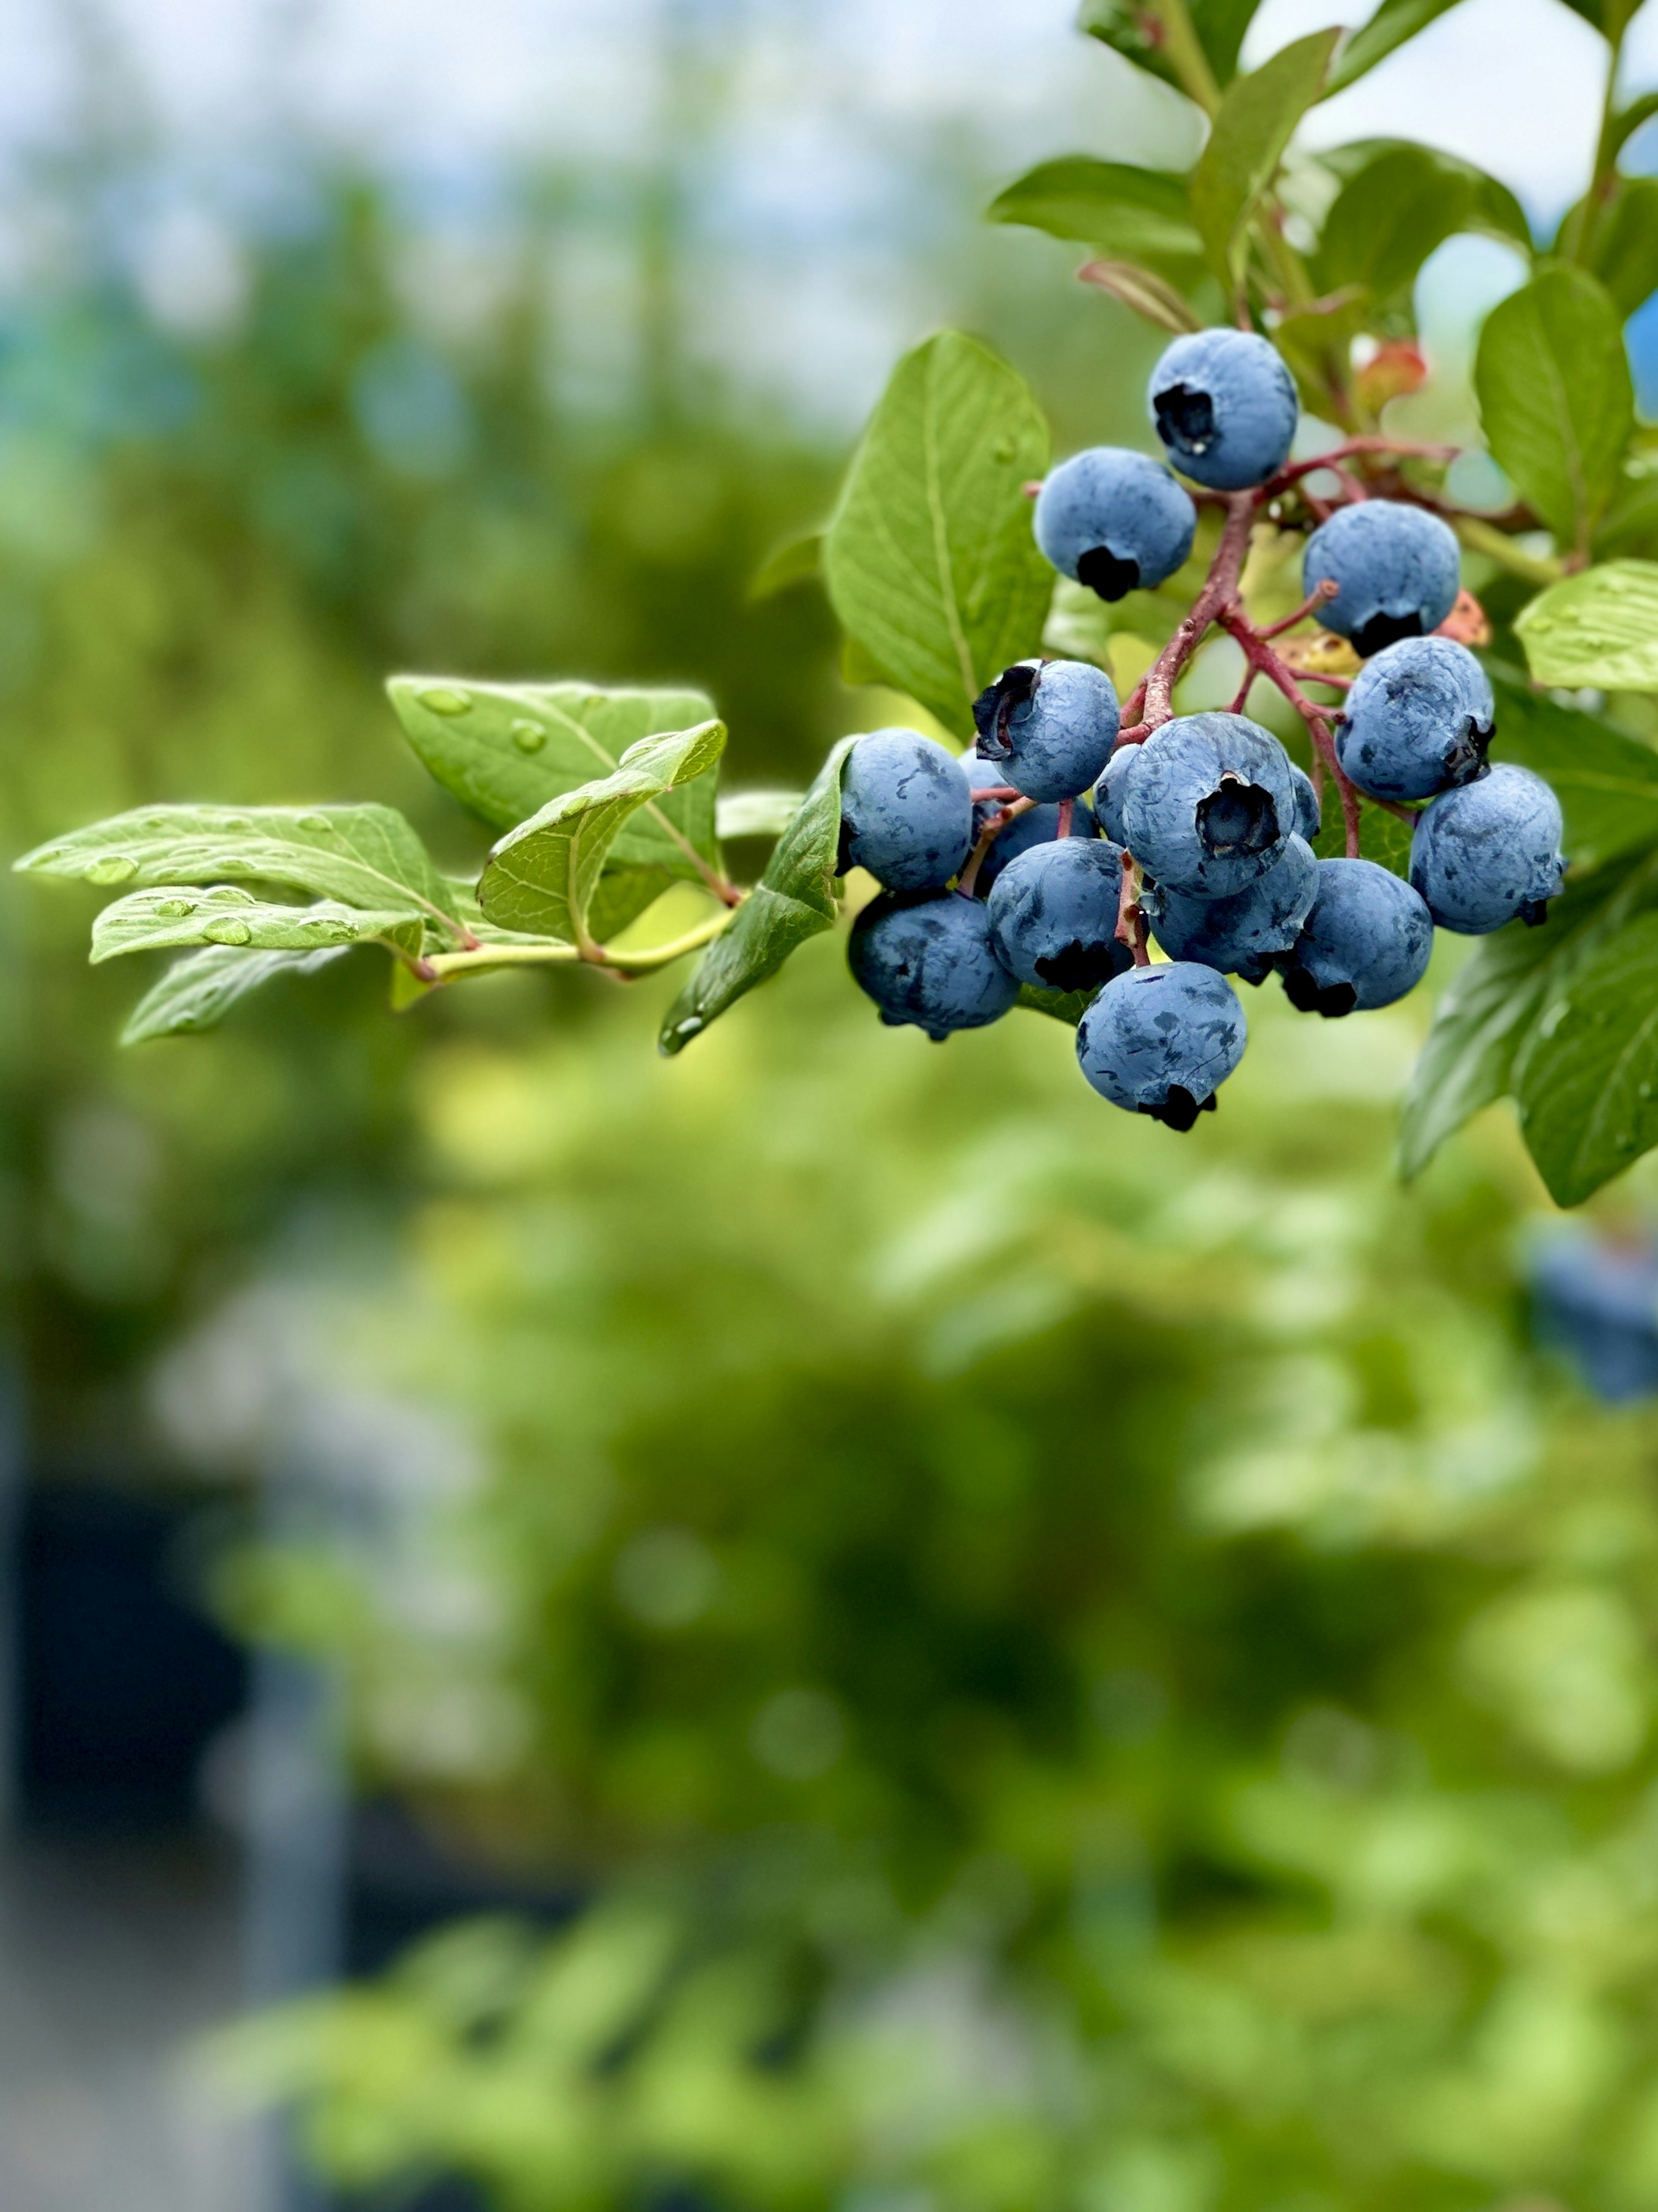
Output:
1218 606 1365 857
955 795 1037 898
1256 579 1339 641
1114 847 1150 967
1262 437 1459 498
1057 798 1074 838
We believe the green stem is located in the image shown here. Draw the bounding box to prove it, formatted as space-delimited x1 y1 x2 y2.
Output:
1151 0 1220 115
1453 517 1564 587
1570 16 1629 265
423 905 738 983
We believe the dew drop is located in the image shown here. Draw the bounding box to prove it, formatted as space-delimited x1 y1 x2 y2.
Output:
675 1016 703 1038
510 719 547 753
304 914 355 938
419 687 471 716
298 812 334 833
155 898 196 918
202 918 253 946
88 856 137 885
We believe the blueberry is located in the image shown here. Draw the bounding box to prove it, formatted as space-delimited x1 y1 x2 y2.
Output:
1280 857 1433 1016
1033 447 1197 601
972 658 1120 804
1531 1232 1658 1402
1289 761 1321 843
838 728 974 891
965 753 1098 891
1120 711 1294 897
1337 636 1493 802
848 891 1019 1039
1149 835 1317 981
1409 763 1565 934
1076 962 1247 1130
986 837 1132 995
1302 501 1460 659
1148 330 1298 491
1093 742 1143 846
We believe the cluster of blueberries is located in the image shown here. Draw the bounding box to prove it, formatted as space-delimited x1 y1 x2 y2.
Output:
839 327 1566 1132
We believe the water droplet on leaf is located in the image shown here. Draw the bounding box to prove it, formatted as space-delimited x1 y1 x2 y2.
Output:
510 719 547 753
203 918 253 945
298 813 333 833
88 856 137 884
155 899 195 918
419 687 471 717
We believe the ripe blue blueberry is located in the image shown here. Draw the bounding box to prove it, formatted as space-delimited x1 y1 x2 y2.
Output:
1120 711 1294 897
838 728 974 891
1148 330 1298 491
972 658 1120 804
1033 447 1197 601
966 753 1098 891
1076 962 1248 1130
848 891 1019 1039
1149 834 1317 982
1337 636 1493 802
1280 857 1433 1016
1093 742 1142 846
986 837 1131 995
1409 763 1566 934
1302 501 1460 659
1289 761 1321 843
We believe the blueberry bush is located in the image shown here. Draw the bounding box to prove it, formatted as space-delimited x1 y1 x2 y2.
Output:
21 3 1658 1205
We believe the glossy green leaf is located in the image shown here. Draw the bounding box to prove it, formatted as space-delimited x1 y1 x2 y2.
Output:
823 332 1051 740
386 676 721 927
1514 910 1658 1204
1018 982 1096 1026
120 942 352 1046
1399 848 1658 1179
1474 266 1633 551
1325 0 1467 95
478 720 726 948
1314 142 1530 321
1488 671 1658 870
747 535 822 602
987 159 1204 279
1514 562 1658 690
91 884 427 964
715 790 806 840
1190 29 1341 287
1593 461 1658 558
1559 175 1658 316
659 738 856 1055
1078 0 1260 103
15 803 458 926
1311 793 1414 877
1556 0 1644 38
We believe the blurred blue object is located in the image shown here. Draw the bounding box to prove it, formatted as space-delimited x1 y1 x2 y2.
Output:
1530 1227 1658 1401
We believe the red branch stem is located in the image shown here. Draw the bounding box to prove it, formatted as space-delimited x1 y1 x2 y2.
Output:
956 794 1036 898
1114 848 1149 967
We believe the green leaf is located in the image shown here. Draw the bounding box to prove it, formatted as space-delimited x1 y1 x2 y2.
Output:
1325 0 1468 95
1018 982 1096 1026
659 738 857 1055
1311 794 1414 877
1488 669 1658 870
1079 0 1261 102
1189 29 1341 288
1585 175 1658 316
822 332 1052 740
91 884 428 964
1514 562 1658 690
1593 460 1658 558
1313 142 1531 323
987 159 1205 280
120 942 352 1045
15 803 459 926
1514 910 1658 1204
478 720 726 948
1556 0 1644 38
1474 266 1633 551
386 678 721 938
1076 257 1206 335
715 791 806 840
748 535 822 602
1399 848 1658 1178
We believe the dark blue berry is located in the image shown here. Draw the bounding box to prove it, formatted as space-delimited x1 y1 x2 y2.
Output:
1280 857 1433 1015
1034 448 1196 600
1148 330 1298 491
1076 961 1247 1129
838 728 974 891
1409 764 1565 934
1149 835 1317 981
1303 501 1460 659
1337 636 1493 802
986 837 1131 994
972 658 1120 804
848 891 1019 1039
1120 712 1294 897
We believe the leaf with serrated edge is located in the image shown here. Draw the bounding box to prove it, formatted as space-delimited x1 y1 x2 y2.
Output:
1515 909 1658 1204
16 804 458 926
1489 669 1658 870
1399 848 1658 1179
823 332 1051 740
479 720 726 946
660 738 856 1055
1515 563 1658 691
121 943 352 1045
92 885 427 964
1475 268 1632 551
1190 30 1340 287
386 677 721 937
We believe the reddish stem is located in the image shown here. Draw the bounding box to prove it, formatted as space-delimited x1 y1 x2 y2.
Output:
1114 847 1149 967
955 794 1037 898
1262 436 1458 498
1139 491 1256 732
1057 798 1073 837
1218 606 1364 857
1120 677 1148 725
1257 580 1338 640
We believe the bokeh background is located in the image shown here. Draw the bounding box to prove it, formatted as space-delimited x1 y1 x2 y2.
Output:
10 2 1658 2209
